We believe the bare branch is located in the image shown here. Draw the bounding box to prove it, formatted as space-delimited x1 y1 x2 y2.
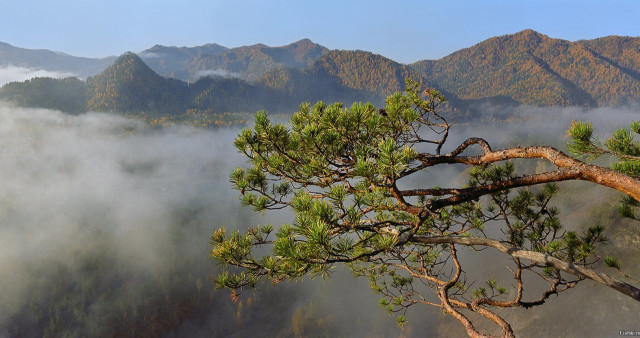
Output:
410 235 640 302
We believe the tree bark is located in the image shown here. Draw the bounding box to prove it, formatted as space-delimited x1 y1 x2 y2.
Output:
418 145 640 202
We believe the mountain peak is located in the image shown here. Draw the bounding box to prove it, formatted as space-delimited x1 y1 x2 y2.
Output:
114 51 146 65
515 29 543 37
469 29 553 55
285 38 326 52
109 52 160 77
92 51 161 84
86 52 188 113
498 29 549 45
200 43 228 50
288 38 315 47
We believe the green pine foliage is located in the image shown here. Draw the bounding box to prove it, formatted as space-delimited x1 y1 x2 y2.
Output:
211 80 634 335
568 120 640 178
568 120 640 221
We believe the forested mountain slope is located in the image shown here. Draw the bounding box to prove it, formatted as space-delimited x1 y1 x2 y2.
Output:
2 30 640 124
410 30 640 106
178 39 329 81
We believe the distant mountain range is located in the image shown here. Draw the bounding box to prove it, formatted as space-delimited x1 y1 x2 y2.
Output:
1 30 640 122
0 38 330 82
138 38 329 81
0 42 115 79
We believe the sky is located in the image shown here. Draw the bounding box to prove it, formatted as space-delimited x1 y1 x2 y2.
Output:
1 0 640 64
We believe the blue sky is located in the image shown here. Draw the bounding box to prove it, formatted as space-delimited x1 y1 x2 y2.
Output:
1 0 639 64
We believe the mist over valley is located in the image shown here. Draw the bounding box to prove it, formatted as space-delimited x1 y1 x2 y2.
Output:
0 102 637 336
1 29 640 337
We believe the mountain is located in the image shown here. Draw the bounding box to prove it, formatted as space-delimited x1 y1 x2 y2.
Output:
307 50 426 97
187 39 329 81
80 49 425 116
0 39 328 84
138 39 329 82
0 77 87 114
410 30 640 106
3 30 640 124
264 49 473 116
0 49 440 121
138 43 229 80
257 50 446 107
85 52 190 114
0 41 115 79
578 36 640 85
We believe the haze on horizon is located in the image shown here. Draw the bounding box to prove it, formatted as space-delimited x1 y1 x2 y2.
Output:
2 0 640 63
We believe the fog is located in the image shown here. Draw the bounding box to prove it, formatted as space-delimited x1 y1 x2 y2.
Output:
0 104 440 337
137 51 163 59
0 104 243 336
0 102 638 337
194 69 243 79
466 103 640 146
0 66 77 86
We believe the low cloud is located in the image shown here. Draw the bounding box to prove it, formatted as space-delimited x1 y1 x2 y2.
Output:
0 104 436 337
0 65 77 86
195 68 242 79
0 103 637 336
138 51 163 59
0 104 249 335
466 103 640 146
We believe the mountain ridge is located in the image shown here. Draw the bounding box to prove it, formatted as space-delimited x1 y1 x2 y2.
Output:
184 38 330 81
0 41 116 79
85 52 190 114
410 30 640 106
2 30 640 124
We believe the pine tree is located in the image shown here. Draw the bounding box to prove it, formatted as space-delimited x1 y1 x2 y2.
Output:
210 79 640 337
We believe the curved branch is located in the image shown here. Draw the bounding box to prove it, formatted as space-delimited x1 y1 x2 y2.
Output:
401 169 578 200
446 137 493 157
419 145 640 201
438 244 493 338
439 287 490 338
410 235 640 302
429 169 581 209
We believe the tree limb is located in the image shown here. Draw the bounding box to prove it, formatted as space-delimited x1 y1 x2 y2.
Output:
418 145 640 201
410 235 640 302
